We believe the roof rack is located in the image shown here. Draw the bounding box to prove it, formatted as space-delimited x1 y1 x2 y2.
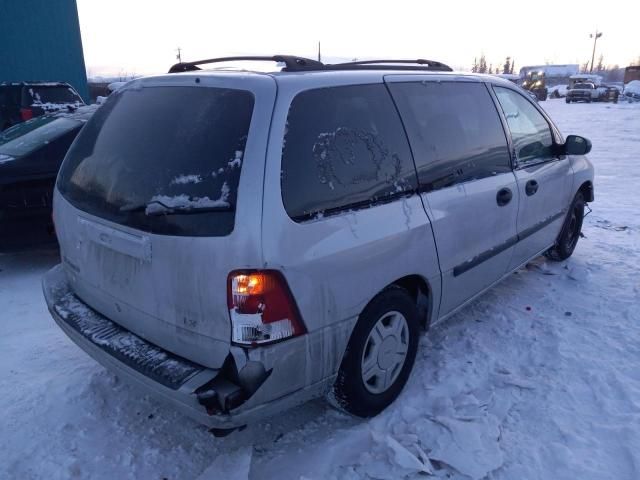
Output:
324 59 452 72
168 55 323 73
168 56 453 74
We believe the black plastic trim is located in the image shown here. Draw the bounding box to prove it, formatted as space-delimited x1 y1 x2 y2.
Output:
517 210 566 243
53 291 202 390
169 55 324 73
453 235 518 277
291 190 416 223
323 59 452 72
452 209 566 277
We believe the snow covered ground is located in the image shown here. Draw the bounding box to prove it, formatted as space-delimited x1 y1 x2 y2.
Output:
1 99 639 480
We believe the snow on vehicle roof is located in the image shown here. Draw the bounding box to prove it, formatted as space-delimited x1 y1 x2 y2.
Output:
494 73 520 80
107 81 128 92
51 103 101 120
570 74 602 80
625 80 640 95
0 81 72 87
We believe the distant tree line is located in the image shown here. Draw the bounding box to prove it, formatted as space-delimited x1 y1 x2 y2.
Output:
581 54 626 82
470 52 637 83
471 54 515 75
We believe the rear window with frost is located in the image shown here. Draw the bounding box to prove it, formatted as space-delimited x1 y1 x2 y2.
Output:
281 84 417 222
57 86 254 236
26 86 83 105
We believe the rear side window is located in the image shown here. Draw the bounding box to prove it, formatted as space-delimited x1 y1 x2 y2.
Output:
58 86 254 237
281 84 417 221
25 86 83 106
388 81 512 192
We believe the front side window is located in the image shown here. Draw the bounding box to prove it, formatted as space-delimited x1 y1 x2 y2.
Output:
281 84 417 221
494 86 554 166
388 81 512 192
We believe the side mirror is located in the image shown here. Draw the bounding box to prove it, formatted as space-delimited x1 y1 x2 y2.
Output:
564 135 592 155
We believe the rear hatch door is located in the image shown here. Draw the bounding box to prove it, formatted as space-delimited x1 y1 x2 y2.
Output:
54 75 275 368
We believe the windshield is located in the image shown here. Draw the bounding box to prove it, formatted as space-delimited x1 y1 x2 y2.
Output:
57 85 255 237
27 86 83 105
573 83 593 89
0 117 82 157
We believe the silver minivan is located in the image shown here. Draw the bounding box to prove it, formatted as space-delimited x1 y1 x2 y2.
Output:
43 56 594 431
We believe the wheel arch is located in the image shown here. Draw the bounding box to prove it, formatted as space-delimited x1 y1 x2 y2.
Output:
389 274 433 329
578 180 594 202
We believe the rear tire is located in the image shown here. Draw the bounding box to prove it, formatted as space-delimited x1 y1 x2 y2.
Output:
545 192 585 262
332 287 420 418
566 98 571 103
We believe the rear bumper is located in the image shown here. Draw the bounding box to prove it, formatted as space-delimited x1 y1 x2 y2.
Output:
42 264 340 428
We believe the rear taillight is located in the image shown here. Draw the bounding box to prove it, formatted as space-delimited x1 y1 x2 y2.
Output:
20 108 33 121
227 270 306 346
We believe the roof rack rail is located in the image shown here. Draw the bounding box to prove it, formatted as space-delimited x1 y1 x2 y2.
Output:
168 55 323 73
324 59 453 72
168 56 453 74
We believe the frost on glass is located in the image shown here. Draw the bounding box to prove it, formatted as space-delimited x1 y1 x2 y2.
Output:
313 127 408 193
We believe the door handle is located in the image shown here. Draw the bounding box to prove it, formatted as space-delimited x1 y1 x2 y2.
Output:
525 179 539 196
496 187 513 206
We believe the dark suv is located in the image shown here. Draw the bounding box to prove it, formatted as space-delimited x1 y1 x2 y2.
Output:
0 82 85 131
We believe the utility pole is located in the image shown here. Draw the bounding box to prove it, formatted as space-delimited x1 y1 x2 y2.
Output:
176 47 182 63
589 30 602 73
317 41 321 62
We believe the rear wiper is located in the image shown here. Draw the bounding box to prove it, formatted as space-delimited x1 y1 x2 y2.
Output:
119 199 232 216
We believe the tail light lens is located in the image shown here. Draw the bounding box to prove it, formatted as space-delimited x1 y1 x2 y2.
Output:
227 270 306 346
20 108 33 121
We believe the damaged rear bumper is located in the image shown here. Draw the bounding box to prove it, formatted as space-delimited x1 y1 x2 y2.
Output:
42 264 342 428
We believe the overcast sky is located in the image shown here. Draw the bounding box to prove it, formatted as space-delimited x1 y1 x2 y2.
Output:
77 0 640 77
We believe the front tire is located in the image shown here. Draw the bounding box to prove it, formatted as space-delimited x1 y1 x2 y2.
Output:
332 287 420 417
545 192 585 261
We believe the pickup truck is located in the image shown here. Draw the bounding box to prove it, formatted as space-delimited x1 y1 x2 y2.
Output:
566 82 618 103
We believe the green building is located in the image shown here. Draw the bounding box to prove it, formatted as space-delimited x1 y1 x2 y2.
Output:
0 0 89 101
